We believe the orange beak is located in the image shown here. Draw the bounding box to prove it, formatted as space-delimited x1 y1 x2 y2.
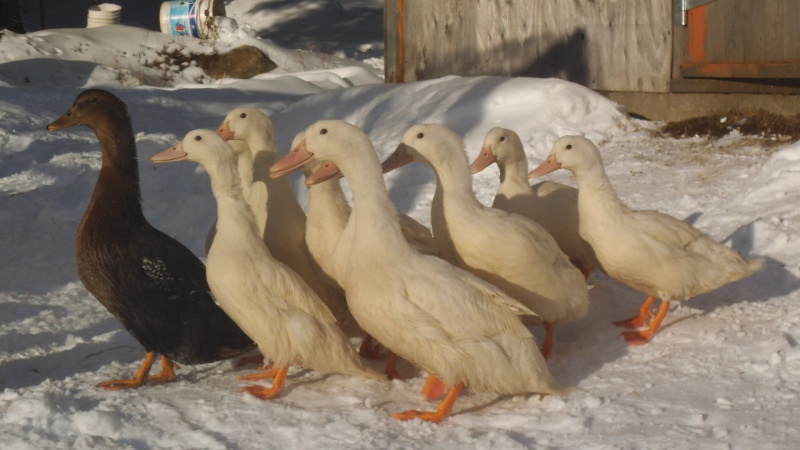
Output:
381 143 414 174
270 139 315 178
305 162 342 186
151 143 188 163
469 146 497 174
528 154 561 178
217 121 234 140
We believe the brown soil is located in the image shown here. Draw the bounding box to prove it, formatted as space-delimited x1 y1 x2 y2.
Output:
660 110 800 142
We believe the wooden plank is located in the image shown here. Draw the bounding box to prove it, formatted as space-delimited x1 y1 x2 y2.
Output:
670 78 800 94
783 0 800 63
763 0 782 62
384 0 400 82
401 0 672 92
681 62 800 79
404 0 477 81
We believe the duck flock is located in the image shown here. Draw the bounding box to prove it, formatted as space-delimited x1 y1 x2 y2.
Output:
46 88 764 423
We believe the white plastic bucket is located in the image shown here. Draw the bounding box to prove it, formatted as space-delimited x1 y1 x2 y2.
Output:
87 4 122 28
159 0 224 39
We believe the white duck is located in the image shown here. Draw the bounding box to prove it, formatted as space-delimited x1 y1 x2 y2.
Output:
382 124 590 360
470 127 600 278
270 120 570 423
286 131 438 288
151 130 382 399
529 135 765 345
286 131 438 377
216 108 361 340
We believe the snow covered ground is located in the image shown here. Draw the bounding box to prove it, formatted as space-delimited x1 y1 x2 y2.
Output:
1 1 799 448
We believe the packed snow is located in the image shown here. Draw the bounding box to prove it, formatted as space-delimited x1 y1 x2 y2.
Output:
1 1 799 448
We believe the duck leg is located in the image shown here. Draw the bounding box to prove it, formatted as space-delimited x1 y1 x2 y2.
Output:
147 355 179 385
394 383 464 423
96 351 157 390
385 352 401 380
540 322 556 360
421 375 447 401
241 366 289 400
239 365 279 381
613 295 656 329
621 300 671 346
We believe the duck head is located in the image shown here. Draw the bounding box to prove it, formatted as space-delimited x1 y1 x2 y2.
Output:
47 89 130 132
271 120 372 185
217 107 275 145
382 123 466 174
470 127 526 174
152 129 237 171
528 136 602 178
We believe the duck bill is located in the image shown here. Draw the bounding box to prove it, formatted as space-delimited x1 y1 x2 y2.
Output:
528 155 561 178
217 120 234 140
469 146 497 174
381 143 414 174
47 107 83 131
270 139 315 178
151 143 188 163
305 162 342 186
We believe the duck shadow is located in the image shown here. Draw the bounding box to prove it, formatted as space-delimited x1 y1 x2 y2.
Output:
544 243 798 388
687 255 799 313
0 301 64 325
0 317 139 390
539 275 634 387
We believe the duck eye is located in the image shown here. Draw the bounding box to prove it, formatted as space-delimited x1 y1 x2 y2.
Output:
194 135 202 141
565 144 572 150
499 137 505 142
416 132 424 139
240 113 247 119
89 98 97 103
320 128 328 135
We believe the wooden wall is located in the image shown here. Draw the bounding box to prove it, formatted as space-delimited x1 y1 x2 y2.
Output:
671 0 800 93
385 0 674 93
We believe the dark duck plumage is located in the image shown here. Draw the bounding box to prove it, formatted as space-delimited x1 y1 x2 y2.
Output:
47 89 255 390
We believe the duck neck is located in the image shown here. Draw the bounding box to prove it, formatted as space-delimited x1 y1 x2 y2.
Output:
85 117 145 224
236 150 254 199
572 164 627 214
342 157 407 250
207 161 257 241
497 156 531 197
307 177 350 229
431 157 483 211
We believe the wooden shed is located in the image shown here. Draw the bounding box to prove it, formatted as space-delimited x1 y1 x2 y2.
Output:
384 0 800 120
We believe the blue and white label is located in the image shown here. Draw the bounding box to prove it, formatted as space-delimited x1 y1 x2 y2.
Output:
168 1 199 38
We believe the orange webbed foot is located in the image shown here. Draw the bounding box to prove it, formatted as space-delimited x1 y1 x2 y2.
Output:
241 366 288 400
241 384 283 400
96 378 147 391
621 330 656 346
239 365 278 381
621 300 671 347
393 383 464 423
147 356 178 385
613 295 656 329
97 351 158 391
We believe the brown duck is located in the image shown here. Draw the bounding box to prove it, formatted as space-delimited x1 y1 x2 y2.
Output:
48 89 255 390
